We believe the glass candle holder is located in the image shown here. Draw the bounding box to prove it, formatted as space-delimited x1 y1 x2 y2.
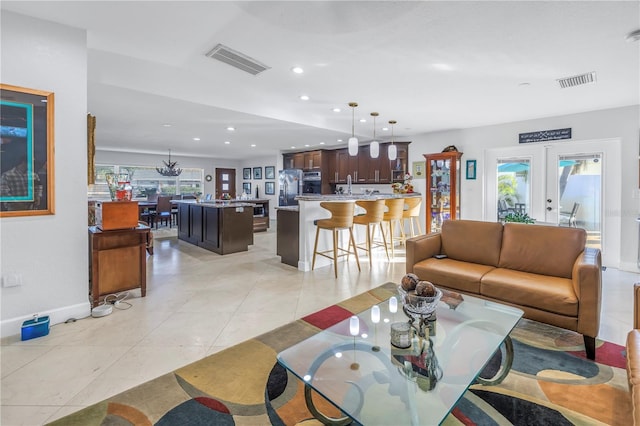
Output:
390 322 412 349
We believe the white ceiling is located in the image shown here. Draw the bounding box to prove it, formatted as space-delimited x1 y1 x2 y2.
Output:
3 1 639 160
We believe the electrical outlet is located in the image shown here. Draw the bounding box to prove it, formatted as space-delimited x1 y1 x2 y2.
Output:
2 273 23 287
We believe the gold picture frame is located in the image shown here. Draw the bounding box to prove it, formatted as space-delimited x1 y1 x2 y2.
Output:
412 161 426 179
0 84 55 217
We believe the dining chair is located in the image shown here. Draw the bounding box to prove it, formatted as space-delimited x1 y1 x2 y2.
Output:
153 195 173 229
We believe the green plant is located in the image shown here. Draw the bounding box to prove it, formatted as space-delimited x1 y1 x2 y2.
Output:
504 212 536 224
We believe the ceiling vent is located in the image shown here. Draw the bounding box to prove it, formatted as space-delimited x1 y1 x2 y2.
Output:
557 71 597 89
205 44 270 75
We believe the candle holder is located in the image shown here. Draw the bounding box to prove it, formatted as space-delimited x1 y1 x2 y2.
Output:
390 322 412 349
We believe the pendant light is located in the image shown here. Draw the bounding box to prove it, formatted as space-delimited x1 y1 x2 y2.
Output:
348 102 359 156
370 112 379 159
388 120 397 161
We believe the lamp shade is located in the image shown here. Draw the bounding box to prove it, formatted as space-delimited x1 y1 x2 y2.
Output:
371 305 380 323
389 296 398 313
388 144 397 161
370 141 379 158
348 137 359 156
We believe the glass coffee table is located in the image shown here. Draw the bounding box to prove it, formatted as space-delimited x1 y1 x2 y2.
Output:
277 288 523 425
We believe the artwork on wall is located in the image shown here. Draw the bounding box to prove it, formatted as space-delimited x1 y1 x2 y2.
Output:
253 167 262 179
243 168 251 180
0 84 55 217
265 181 275 195
412 161 426 179
265 166 275 179
466 160 477 180
242 182 251 194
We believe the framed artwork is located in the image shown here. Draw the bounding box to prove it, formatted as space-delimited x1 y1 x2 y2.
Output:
253 167 262 179
466 160 477 180
265 181 275 195
412 161 426 179
265 166 275 180
243 168 251 180
1 84 55 217
242 182 251 194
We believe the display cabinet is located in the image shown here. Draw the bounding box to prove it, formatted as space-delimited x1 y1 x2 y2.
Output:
424 151 463 233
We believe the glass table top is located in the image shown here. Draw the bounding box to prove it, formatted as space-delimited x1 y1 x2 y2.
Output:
277 288 523 425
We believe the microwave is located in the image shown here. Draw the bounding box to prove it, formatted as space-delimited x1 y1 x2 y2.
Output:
302 171 322 181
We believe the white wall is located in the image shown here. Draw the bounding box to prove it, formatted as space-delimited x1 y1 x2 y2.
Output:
239 155 281 220
407 105 640 271
1 12 89 337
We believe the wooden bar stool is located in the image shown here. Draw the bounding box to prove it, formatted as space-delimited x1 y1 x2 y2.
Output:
353 199 389 265
402 197 423 243
312 202 361 278
379 198 405 258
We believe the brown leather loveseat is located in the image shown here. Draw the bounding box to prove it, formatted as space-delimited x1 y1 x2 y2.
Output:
406 219 602 359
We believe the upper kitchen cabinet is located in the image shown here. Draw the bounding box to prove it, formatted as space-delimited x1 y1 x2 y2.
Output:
304 150 323 170
283 150 323 170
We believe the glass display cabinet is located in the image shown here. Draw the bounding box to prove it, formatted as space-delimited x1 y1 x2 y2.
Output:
424 151 463 233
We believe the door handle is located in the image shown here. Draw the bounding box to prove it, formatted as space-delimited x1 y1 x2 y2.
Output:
547 199 552 203
546 207 552 211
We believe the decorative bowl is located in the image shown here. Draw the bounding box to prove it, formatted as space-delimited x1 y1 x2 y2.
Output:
398 285 442 316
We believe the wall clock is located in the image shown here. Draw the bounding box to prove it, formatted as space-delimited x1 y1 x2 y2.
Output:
205 174 212 182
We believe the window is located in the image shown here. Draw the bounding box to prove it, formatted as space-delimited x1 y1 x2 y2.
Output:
89 164 203 199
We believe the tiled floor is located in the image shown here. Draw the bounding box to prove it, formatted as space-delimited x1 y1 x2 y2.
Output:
1 226 637 425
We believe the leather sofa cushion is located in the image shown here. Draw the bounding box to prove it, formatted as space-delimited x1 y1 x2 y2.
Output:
413 258 495 294
499 223 586 279
441 220 503 267
627 330 640 425
481 268 578 317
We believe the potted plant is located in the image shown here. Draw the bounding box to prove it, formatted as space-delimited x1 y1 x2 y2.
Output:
504 212 536 224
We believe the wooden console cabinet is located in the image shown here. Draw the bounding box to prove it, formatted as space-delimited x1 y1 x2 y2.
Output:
88 225 149 307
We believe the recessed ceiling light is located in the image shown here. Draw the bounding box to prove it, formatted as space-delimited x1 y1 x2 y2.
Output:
251 144 256 147
359 119 366 123
382 127 389 131
432 63 454 71
319 142 325 145
304 144 310 147
291 66 304 74
518 82 531 87
224 141 231 145
337 139 343 142
162 123 172 127
193 137 200 141
332 108 341 113
299 95 310 101
226 126 235 131
291 146 296 149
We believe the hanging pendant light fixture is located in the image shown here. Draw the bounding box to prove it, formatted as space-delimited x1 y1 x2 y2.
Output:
348 102 359 156
156 149 183 176
388 120 397 161
370 112 379 159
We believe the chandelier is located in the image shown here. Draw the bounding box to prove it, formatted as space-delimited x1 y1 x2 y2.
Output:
156 149 182 176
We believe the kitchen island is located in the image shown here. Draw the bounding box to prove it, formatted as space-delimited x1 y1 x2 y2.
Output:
176 201 254 255
281 193 421 271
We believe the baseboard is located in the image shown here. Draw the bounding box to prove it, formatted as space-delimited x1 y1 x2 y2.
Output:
0 301 91 339
618 261 640 274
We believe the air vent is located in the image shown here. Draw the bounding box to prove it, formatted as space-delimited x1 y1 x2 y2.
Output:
557 71 597 89
205 44 270 75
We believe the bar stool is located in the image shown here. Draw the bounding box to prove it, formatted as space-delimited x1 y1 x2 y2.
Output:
353 199 389 265
380 198 405 258
312 202 361 278
402 197 423 243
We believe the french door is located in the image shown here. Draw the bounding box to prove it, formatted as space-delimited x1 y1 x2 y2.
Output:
484 139 621 266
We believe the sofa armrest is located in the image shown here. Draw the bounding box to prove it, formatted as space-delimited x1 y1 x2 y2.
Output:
572 247 602 337
405 233 442 274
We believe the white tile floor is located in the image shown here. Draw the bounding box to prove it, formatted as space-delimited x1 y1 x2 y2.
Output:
1 226 637 425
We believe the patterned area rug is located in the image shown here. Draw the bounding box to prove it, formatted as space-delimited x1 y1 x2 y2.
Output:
50 283 632 425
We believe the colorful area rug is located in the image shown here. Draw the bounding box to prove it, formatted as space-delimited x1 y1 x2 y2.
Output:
51 283 632 425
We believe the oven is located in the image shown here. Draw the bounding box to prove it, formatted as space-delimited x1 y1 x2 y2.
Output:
302 171 322 194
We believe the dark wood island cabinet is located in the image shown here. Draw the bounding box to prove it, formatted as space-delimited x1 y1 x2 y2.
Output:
177 202 254 254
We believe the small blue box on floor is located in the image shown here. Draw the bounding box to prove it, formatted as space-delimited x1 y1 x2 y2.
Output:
21 316 50 341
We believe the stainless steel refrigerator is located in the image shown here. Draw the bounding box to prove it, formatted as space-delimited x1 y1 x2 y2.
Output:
278 169 303 206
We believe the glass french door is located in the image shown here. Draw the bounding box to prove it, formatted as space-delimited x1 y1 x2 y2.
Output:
485 139 621 266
